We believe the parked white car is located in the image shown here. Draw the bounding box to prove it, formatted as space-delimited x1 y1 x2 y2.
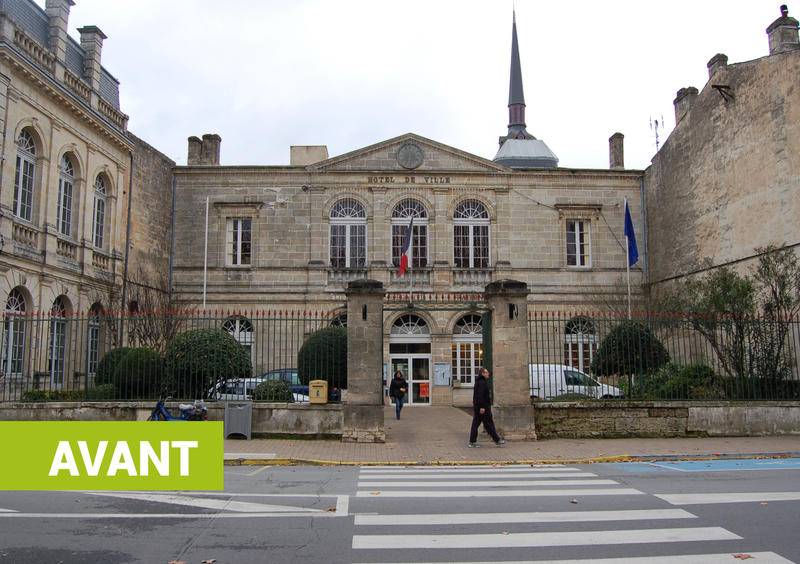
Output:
529 364 624 399
207 377 309 402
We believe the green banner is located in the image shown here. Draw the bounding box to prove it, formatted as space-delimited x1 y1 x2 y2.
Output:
0 421 223 490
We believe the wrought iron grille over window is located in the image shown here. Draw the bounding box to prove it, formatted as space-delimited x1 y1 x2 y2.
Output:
392 199 428 269
3 289 27 376
454 199 489 268
390 314 429 335
330 198 366 268
564 316 597 372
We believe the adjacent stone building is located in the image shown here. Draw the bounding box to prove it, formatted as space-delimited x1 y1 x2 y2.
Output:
645 5 800 293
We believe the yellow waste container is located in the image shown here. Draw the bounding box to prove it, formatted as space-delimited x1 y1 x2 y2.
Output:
309 380 328 404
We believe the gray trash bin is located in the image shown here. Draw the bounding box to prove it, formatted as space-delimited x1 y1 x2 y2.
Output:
224 401 253 440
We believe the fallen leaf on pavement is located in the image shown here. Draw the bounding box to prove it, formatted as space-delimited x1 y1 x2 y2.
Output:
324 507 336 512
167 561 186 564
369 491 381 496
501 531 509 535
202 560 217 564
761 502 768 505
733 554 754 560
570 499 579 504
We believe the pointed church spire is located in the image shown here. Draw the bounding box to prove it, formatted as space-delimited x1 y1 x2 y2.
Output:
507 9 528 133
494 10 559 168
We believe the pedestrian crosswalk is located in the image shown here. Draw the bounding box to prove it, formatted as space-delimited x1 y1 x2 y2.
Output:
350 464 794 563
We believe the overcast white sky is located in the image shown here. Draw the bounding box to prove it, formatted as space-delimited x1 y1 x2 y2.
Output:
38 1 784 169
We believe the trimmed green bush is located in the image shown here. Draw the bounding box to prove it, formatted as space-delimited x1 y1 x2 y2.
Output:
164 328 251 399
590 320 669 377
297 326 347 389
84 384 116 400
252 380 294 402
114 347 163 399
95 347 131 387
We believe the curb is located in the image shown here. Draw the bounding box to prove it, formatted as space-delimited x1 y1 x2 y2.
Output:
222 451 800 467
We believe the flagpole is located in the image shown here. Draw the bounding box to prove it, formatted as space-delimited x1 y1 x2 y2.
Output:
625 197 631 319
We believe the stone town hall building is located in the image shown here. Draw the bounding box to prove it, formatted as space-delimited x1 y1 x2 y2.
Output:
0 1 797 406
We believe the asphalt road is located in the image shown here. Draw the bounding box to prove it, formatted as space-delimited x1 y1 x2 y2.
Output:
0 459 797 563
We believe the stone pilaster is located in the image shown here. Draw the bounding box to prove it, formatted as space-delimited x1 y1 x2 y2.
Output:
485 279 536 440
342 279 385 442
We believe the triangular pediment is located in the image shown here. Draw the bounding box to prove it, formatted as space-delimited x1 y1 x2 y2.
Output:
308 133 510 173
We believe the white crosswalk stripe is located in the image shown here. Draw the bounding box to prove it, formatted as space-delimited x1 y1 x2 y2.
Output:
354 554 795 564
351 464 777 562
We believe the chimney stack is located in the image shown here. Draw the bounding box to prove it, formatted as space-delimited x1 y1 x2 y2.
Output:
200 134 221 165
45 0 74 73
674 87 698 124
187 136 202 165
767 5 800 54
78 26 106 107
609 133 624 170
707 53 728 78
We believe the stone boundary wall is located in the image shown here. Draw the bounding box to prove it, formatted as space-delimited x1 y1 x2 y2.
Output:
533 401 800 438
0 402 344 438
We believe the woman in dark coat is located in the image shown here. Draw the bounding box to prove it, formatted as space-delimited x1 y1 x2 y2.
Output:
389 370 408 420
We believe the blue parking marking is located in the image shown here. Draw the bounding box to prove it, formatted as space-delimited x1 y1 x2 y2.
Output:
602 458 800 472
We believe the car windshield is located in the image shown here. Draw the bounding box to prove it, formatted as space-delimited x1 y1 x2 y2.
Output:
564 370 598 386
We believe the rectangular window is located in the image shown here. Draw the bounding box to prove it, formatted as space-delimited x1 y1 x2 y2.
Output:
227 218 252 266
392 225 427 268
454 225 489 268
14 156 34 221
330 225 346 268
454 225 469 268
93 197 105 248
566 220 590 267
58 179 73 237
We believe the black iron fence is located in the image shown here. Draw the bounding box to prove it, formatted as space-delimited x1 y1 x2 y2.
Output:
528 311 800 401
0 310 346 403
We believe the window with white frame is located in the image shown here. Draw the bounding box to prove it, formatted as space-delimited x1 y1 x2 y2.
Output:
87 304 103 376
57 155 75 237
451 314 483 387
13 129 36 222
564 316 598 372
92 175 107 249
566 219 591 267
227 218 252 266
223 316 254 364
2 288 27 376
48 297 68 386
391 199 428 269
453 199 489 268
329 198 366 268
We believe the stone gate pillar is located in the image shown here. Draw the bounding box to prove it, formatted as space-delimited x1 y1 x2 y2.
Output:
485 279 537 440
343 279 385 442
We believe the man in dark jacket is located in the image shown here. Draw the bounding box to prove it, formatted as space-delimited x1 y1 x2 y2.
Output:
468 367 506 447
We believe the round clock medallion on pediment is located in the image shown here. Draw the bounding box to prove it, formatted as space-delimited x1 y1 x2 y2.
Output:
396 142 424 169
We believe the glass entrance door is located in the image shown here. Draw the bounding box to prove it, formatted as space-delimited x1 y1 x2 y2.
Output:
390 356 431 405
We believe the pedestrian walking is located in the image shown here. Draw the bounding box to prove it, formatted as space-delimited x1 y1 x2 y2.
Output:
389 370 408 420
468 367 506 447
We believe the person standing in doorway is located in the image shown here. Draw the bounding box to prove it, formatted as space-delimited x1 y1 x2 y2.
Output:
468 367 506 447
389 370 408 420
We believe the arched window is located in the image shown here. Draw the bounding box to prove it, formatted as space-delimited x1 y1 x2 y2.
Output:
390 314 429 336
57 155 75 237
453 199 489 268
48 297 69 386
87 303 104 376
13 129 36 222
223 316 254 364
92 175 107 249
391 199 428 269
329 314 347 328
2 289 27 376
564 316 598 372
329 198 366 268
452 314 483 387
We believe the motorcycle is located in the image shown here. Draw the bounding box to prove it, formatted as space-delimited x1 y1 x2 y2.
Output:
147 398 208 421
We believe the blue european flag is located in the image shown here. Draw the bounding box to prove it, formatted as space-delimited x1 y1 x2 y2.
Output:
624 200 639 267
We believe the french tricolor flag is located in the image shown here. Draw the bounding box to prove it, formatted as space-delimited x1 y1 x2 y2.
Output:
398 217 414 277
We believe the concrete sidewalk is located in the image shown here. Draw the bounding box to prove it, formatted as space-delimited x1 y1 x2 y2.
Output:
223 406 800 465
